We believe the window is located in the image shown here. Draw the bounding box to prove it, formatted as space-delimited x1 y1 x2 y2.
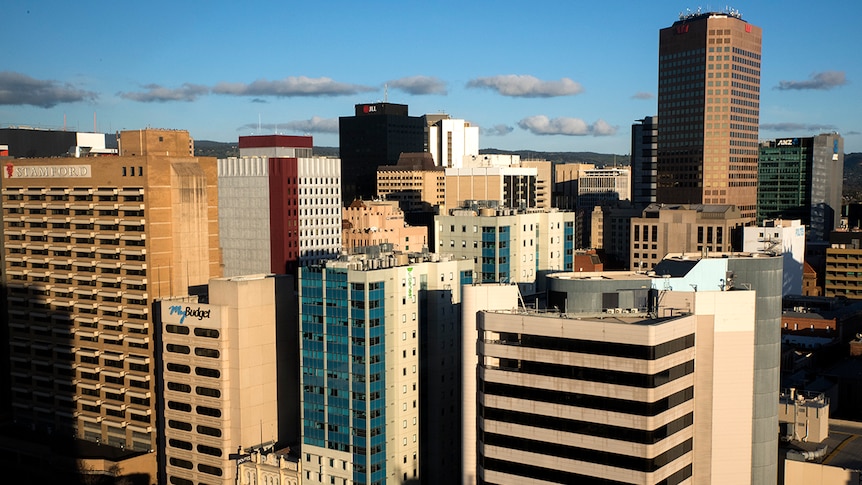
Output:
194 348 220 358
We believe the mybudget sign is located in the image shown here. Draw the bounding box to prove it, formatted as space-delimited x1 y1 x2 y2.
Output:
161 301 221 329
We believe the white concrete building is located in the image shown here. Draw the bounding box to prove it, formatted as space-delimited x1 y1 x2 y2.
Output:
475 285 757 484
426 115 479 168
743 219 805 296
577 166 631 209
435 208 575 295
218 136 341 276
460 284 521 485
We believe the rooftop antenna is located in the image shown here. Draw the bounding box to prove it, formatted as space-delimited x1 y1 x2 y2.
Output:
384 83 388 102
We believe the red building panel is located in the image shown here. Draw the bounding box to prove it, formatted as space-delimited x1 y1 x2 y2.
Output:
239 135 313 149
268 157 300 274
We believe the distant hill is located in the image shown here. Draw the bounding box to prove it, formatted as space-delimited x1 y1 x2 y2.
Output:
193 140 629 166
195 140 238 158
480 148 630 167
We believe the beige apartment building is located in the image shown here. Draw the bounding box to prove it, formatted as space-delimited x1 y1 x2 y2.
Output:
630 203 748 270
342 199 428 253
1 129 221 481
160 275 282 485
476 272 758 484
376 152 445 212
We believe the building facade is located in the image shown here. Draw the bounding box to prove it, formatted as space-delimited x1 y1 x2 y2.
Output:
219 135 342 276
342 200 428 254
299 251 472 485
824 230 862 299
444 166 538 212
477 275 758 484
339 103 425 206
590 202 642 269
0 127 117 158
435 208 575 295
657 11 762 220
649 253 783 484
376 152 445 214
160 275 279 485
757 134 844 242
425 115 479 168
742 219 805 295
630 203 748 271
1 129 221 481
632 116 658 206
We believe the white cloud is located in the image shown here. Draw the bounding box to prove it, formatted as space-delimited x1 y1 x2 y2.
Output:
482 124 514 136
119 83 209 102
213 76 375 97
467 75 583 97
237 116 338 134
388 76 447 95
776 71 847 91
518 115 617 136
0 71 96 107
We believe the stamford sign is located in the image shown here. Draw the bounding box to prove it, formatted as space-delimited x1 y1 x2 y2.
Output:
4 163 92 178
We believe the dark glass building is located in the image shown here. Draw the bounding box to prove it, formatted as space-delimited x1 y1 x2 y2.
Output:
631 116 658 207
757 134 844 242
338 103 425 206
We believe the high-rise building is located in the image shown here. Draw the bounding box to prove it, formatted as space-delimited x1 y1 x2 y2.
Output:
218 135 342 276
435 207 576 295
342 199 429 253
299 250 472 485
824 230 862 300
656 11 762 220
477 271 760 484
757 134 844 242
630 203 748 271
376 152 445 214
339 103 425 206
552 162 595 211
631 116 658 206
159 275 281 485
650 253 783 485
481 252 782 484
1 129 221 481
424 114 479 168
589 201 642 269
444 166 538 212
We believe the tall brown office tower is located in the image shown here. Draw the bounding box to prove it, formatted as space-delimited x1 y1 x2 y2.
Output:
657 11 762 221
1 129 221 482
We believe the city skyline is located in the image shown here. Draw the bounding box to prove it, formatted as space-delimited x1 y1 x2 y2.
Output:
1 0 860 154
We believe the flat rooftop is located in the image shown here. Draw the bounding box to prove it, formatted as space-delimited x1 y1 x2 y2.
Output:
484 308 685 326
784 420 862 471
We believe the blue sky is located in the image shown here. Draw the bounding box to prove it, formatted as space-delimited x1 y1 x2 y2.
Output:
2 0 859 153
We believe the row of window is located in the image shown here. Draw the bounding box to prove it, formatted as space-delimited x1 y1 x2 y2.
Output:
166 345 220 358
